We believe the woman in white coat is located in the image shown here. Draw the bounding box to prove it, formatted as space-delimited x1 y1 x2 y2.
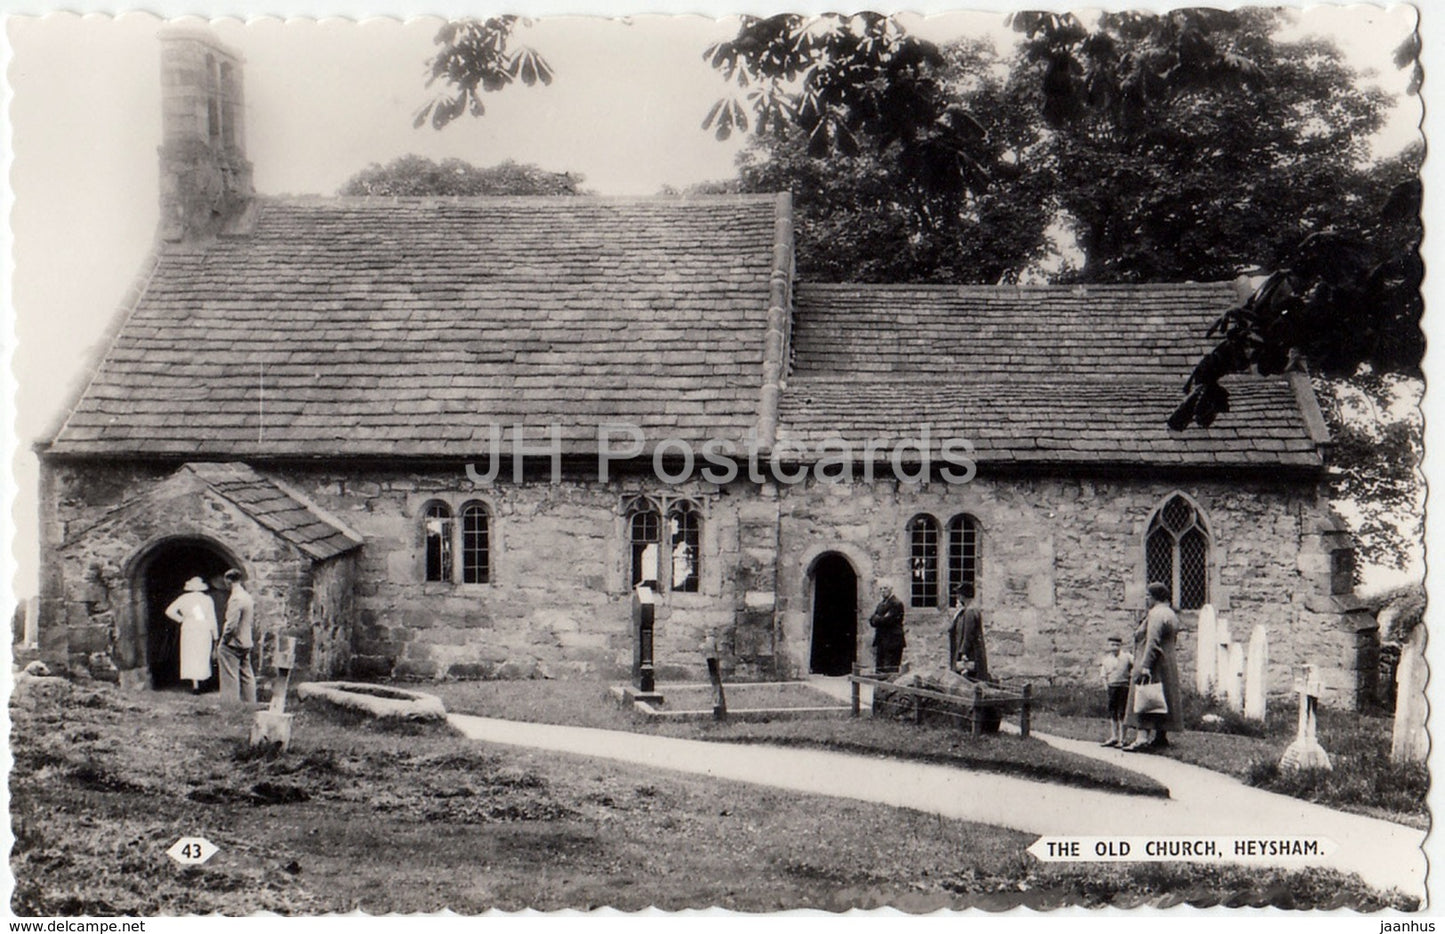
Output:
166 577 218 693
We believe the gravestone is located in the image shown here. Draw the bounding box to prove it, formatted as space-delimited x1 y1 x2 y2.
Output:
1279 665 1331 771
1244 625 1268 721
1225 642 1245 713
1390 625 1427 763
1195 604 1218 696
1214 615 1233 702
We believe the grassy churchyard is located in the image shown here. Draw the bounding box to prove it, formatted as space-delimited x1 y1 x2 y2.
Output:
427 679 1168 798
9 674 1422 914
1031 685 1429 829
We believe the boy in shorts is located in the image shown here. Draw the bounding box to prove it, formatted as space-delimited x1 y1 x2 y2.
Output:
1100 634 1132 747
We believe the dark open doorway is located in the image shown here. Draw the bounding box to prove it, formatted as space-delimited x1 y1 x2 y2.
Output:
809 552 858 676
136 539 235 690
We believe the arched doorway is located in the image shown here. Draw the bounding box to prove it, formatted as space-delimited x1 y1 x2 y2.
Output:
132 538 239 690
809 552 858 676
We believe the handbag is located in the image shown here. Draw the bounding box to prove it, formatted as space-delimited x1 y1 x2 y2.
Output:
1133 676 1168 715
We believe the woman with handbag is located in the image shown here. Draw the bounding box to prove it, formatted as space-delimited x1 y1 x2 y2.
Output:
1123 581 1184 751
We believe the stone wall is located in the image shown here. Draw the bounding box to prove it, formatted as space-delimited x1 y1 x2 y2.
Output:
39 460 761 685
39 460 341 686
290 466 749 682
38 458 1371 703
306 553 357 680
773 473 1369 704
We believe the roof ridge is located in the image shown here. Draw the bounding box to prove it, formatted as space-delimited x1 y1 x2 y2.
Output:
785 373 1285 384
798 281 1238 293
756 191 794 447
188 462 363 559
264 472 366 547
260 192 784 206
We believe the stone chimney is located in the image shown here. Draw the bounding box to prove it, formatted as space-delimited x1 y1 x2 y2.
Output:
157 26 254 241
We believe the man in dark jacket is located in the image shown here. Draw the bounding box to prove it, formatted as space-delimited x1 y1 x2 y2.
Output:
868 582 906 673
946 583 988 680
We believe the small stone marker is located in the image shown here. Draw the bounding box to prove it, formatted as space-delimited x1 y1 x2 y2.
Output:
1244 625 1268 721
167 836 218 866
1195 605 1218 696
1391 625 1427 763
250 635 297 754
269 635 297 713
1225 642 1245 713
1279 665 1331 772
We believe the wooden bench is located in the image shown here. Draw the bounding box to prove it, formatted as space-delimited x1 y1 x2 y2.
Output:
847 664 1032 737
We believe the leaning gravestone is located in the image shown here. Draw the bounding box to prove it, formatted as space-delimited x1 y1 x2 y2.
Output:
1279 665 1331 772
1195 604 1218 696
1390 625 1427 763
1244 625 1268 721
1225 642 1246 713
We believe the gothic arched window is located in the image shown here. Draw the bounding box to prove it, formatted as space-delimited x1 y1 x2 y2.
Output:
1145 494 1211 610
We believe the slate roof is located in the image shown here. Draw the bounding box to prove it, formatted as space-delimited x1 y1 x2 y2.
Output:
185 463 364 560
779 283 1325 470
45 197 1326 473
46 195 783 458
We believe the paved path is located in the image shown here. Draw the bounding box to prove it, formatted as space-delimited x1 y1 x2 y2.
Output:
448 688 1426 900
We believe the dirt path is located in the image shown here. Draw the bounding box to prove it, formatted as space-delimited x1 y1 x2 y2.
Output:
447 712 1426 900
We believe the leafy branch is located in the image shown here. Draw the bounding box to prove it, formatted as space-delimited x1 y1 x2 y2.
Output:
416 18 554 130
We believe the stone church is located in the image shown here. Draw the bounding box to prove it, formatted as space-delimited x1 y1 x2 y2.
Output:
35 27 1378 704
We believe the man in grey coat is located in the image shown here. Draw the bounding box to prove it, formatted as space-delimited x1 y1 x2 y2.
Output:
217 568 256 705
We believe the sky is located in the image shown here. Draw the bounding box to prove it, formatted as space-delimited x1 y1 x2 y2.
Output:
2 4 1426 597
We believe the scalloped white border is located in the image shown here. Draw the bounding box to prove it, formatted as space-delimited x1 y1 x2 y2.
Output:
0 4 1433 927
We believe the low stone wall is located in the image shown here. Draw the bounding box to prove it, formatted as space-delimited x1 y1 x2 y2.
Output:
296 681 446 723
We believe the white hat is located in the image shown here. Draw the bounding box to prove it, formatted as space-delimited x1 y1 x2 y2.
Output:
183 576 208 592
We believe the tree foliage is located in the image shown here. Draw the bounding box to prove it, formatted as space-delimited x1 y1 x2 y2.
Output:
1316 372 1423 572
731 41 1051 283
339 156 585 197
1009 10 1269 135
702 14 996 208
416 18 553 130
1012 9 1391 283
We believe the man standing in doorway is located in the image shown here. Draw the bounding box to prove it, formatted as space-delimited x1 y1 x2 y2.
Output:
868 581 906 674
217 568 256 705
